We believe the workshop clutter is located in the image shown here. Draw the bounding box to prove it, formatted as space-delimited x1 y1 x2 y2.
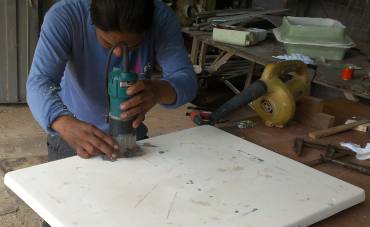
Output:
273 16 356 60
191 8 287 31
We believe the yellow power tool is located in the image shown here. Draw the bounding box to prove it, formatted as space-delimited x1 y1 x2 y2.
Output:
250 60 309 127
192 60 309 127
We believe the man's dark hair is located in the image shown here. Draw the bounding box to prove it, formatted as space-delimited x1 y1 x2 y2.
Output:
90 0 154 33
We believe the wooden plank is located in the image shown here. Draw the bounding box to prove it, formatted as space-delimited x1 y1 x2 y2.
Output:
295 96 335 130
309 119 370 139
297 96 324 114
208 52 234 73
190 36 201 65
198 42 208 67
211 51 226 66
311 113 336 130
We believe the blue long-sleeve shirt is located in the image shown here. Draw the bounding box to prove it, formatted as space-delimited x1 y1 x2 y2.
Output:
27 0 198 138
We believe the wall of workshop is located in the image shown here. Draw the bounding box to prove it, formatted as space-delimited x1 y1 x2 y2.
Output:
252 0 287 10
301 0 370 43
0 0 55 103
0 0 39 103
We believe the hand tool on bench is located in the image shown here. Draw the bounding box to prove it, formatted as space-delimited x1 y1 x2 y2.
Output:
321 155 370 176
294 138 352 166
309 119 370 139
105 42 139 159
190 60 309 128
294 138 353 157
294 138 370 175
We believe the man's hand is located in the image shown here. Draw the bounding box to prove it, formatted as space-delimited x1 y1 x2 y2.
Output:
120 80 176 127
52 116 119 159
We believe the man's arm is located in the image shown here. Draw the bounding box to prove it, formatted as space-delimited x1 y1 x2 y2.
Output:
27 5 118 159
153 2 198 108
27 6 73 133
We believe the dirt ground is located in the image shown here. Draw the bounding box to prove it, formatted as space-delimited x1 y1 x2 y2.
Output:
0 104 195 227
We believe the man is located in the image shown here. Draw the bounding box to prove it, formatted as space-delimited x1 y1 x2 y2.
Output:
27 0 198 162
28 0 197 226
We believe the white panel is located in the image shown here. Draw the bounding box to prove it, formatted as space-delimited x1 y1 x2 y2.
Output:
4 126 365 227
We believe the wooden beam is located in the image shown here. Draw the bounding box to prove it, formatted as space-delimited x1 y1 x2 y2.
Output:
190 36 201 65
244 61 256 88
198 42 208 68
208 52 234 73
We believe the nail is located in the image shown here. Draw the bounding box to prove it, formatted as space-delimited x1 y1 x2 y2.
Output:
114 145 119 150
111 153 117 160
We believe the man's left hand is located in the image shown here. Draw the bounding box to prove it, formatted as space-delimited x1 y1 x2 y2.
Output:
120 80 176 128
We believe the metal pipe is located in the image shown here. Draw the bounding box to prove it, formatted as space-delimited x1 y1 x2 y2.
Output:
223 79 241 94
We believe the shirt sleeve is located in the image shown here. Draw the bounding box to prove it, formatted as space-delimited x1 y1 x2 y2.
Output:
26 4 73 133
153 3 198 108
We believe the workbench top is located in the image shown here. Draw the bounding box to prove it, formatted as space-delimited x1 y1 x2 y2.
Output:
4 126 364 227
221 99 370 226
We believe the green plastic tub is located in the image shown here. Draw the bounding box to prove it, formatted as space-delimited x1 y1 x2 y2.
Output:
273 17 355 60
285 43 349 61
278 16 347 44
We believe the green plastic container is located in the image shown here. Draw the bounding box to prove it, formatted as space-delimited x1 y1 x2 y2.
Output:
285 44 349 61
278 17 347 44
273 17 355 60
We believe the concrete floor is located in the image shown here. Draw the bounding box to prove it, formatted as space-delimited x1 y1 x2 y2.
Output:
0 104 194 227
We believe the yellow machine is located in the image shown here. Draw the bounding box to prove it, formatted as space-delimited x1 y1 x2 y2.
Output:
250 60 309 128
192 60 309 127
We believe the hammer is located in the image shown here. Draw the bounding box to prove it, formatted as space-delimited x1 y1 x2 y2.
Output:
294 138 353 157
309 119 370 139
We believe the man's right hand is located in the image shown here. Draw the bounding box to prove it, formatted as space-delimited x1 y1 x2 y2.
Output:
51 116 119 159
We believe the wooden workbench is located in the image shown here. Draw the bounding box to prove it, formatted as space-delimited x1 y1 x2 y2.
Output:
183 30 370 226
183 29 370 100
314 50 370 100
221 99 370 227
